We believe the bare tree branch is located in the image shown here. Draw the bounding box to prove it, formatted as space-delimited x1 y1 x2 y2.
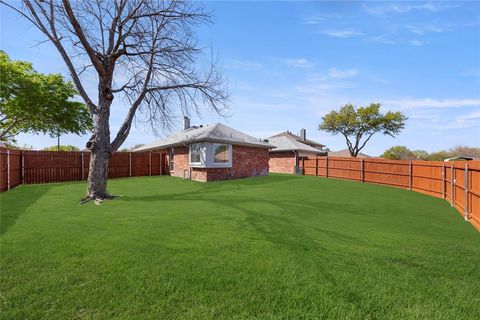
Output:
3 0 229 198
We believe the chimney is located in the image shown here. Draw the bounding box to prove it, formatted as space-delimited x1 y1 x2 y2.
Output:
300 128 306 141
183 116 190 130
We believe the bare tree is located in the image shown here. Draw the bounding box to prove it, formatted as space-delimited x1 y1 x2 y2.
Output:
2 0 228 201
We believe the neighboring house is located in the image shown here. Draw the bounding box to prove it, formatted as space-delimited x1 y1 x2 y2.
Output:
268 129 327 174
135 118 273 182
328 149 370 158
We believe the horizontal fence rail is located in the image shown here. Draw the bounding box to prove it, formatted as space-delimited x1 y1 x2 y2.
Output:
301 157 480 231
0 147 168 192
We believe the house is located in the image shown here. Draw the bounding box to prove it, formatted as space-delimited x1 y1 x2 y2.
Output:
135 118 273 182
268 129 327 174
328 149 370 158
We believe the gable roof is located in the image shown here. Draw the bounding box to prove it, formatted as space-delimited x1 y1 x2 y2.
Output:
328 149 370 158
268 132 326 154
134 123 273 151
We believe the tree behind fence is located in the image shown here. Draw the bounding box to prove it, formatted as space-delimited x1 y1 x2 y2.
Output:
0 147 167 191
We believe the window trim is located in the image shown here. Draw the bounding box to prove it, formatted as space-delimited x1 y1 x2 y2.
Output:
211 143 232 167
189 143 204 167
188 142 232 168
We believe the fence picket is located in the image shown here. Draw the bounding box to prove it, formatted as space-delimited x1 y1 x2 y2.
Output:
465 163 469 220
7 149 10 190
451 164 455 206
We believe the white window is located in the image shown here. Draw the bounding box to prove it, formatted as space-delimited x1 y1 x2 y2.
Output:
213 144 230 164
188 142 232 168
190 143 202 165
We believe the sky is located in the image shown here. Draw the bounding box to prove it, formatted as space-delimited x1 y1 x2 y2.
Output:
1 1 479 156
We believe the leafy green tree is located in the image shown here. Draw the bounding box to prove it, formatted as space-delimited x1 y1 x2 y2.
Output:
427 151 450 161
0 51 92 142
381 146 414 160
320 103 407 157
43 145 80 151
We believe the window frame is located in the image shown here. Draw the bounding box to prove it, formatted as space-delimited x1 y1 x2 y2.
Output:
211 143 232 167
189 143 204 167
188 142 232 168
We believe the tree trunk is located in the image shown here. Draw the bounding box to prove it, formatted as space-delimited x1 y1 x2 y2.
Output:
85 79 113 200
87 144 110 198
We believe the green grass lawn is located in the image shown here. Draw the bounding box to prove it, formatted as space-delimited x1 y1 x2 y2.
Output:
1 174 479 319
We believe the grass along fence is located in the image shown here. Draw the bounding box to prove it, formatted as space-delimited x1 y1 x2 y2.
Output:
301 157 480 231
1 147 478 231
0 147 167 192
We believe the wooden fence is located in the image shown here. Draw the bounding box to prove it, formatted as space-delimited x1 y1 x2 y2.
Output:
0 147 168 192
301 157 480 231
1 147 478 230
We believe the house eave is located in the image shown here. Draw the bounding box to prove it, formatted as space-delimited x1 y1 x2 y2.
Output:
134 138 272 152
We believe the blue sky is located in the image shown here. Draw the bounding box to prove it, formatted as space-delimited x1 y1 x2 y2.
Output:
1 1 479 155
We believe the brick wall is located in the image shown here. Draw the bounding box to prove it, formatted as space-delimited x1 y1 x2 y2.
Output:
165 144 269 182
194 145 269 181
269 152 296 174
168 146 189 179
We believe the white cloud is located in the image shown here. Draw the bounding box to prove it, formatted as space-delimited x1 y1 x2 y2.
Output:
362 2 452 15
327 68 358 79
410 110 480 130
382 98 480 110
320 29 364 38
302 13 343 25
408 39 424 46
405 25 444 35
285 58 315 68
456 110 480 121
371 36 396 44
302 16 323 25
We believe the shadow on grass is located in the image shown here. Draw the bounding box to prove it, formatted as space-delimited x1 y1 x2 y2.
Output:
1 185 51 235
118 176 368 250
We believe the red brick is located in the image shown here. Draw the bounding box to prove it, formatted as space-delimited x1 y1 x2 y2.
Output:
161 145 269 182
269 152 296 174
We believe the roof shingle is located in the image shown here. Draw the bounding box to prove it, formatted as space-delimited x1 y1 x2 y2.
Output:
134 123 273 151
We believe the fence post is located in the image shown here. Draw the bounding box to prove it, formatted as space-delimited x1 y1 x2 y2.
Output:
81 153 85 180
361 159 364 183
326 157 329 178
129 153 132 177
464 163 469 220
441 163 445 199
450 164 454 206
302 158 305 175
6 149 10 190
315 158 318 176
408 161 412 190
21 151 25 185
149 153 152 176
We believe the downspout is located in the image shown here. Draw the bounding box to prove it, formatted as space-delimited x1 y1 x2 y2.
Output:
292 150 298 174
183 142 192 180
